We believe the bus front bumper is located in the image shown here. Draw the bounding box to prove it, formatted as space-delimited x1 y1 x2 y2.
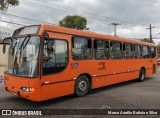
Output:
4 85 41 102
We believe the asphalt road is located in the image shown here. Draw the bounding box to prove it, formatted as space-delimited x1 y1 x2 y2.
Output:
0 66 160 118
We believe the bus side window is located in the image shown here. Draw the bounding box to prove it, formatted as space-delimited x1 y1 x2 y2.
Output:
111 41 123 59
135 44 142 59
94 39 110 60
72 36 92 60
123 43 133 59
43 39 68 75
131 44 134 58
150 47 156 58
142 45 149 59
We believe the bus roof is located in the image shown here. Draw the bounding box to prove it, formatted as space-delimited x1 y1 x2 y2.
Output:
40 24 156 47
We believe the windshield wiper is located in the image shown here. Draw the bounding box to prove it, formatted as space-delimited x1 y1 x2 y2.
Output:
12 42 17 56
19 35 31 50
10 38 16 50
18 35 31 65
23 37 31 50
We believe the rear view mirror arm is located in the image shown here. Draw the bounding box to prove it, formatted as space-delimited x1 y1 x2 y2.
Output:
2 37 11 54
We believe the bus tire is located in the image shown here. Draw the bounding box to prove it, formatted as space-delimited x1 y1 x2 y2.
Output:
74 75 90 97
138 68 146 82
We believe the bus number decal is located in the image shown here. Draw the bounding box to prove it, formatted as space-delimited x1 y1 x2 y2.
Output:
98 62 106 70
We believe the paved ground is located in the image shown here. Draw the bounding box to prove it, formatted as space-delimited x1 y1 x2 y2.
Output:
0 66 159 118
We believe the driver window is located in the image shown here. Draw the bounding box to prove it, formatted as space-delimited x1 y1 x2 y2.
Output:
43 39 68 75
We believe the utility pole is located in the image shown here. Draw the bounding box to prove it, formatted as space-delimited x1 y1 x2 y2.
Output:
109 23 121 37
146 24 155 42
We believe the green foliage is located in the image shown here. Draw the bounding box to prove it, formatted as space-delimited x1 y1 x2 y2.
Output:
141 39 160 53
141 38 154 43
157 43 160 54
0 0 19 12
59 15 89 30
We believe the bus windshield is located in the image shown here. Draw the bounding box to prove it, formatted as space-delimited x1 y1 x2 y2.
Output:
5 36 40 78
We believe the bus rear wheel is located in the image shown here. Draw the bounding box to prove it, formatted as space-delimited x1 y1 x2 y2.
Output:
74 75 89 97
138 68 146 82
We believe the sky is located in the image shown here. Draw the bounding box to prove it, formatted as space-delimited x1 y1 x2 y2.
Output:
0 0 160 43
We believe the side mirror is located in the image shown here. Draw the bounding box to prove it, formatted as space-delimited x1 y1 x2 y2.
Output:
2 37 11 54
43 31 49 40
3 43 6 54
43 31 52 49
47 40 54 51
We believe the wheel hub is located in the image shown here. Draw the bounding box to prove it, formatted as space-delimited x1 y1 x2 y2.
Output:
78 81 87 92
141 72 144 79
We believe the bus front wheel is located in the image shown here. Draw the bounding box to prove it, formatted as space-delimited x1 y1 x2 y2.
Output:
74 75 90 97
138 68 146 82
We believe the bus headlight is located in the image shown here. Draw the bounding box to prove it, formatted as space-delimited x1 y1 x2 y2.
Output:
2 80 5 85
21 87 35 92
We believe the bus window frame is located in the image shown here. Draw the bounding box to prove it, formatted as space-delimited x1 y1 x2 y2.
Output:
41 38 69 76
72 35 93 61
4 34 41 79
142 45 150 59
94 38 110 60
150 46 156 58
134 44 143 59
123 42 134 59
110 40 123 60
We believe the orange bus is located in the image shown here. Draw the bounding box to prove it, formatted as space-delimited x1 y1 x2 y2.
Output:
3 24 157 101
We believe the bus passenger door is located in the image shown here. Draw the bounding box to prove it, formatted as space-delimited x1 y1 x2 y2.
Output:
40 33 73 101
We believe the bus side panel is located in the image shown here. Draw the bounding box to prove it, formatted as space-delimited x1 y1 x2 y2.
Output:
70 60 111 76
92 71 139 89
146 69 153 77
40 81 75 101
109 59 154 79
139 59 156 77
91 59 137 89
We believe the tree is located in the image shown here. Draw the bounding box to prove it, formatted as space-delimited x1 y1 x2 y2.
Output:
141 38 154 43
157 43 160 54
0 0 19 12
59 15 89 30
